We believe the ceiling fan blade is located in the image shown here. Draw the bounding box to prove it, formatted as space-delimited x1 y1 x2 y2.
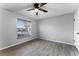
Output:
27 8 34 11
39 8 48 13
40 3 47 7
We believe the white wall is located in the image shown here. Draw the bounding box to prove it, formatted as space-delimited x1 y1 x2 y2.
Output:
0 8 75 50
0 8 37 50
38 13 74 45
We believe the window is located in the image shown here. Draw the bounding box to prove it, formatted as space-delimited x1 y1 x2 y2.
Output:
16 18 31 39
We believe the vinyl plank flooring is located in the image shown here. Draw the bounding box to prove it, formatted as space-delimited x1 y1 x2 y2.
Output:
0 39 79 56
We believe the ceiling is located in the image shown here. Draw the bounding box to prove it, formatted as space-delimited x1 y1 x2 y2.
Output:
0 3 79 20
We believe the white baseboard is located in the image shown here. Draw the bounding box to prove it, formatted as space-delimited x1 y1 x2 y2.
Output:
0 37 36 51
0 37 75 51
39 37 75 46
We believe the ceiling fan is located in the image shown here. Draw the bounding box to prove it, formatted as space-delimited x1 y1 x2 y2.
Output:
27 3 48 15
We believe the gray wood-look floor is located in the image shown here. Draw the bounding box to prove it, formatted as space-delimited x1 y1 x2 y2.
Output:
0 39 79 56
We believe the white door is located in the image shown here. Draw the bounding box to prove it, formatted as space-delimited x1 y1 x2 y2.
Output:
74 9 79 50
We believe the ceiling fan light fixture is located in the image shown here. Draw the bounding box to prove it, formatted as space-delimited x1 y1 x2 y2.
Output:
27 3 47 16
34 8 39 13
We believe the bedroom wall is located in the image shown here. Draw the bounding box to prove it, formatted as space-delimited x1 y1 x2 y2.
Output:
37 13 74 45
0 8 37 50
